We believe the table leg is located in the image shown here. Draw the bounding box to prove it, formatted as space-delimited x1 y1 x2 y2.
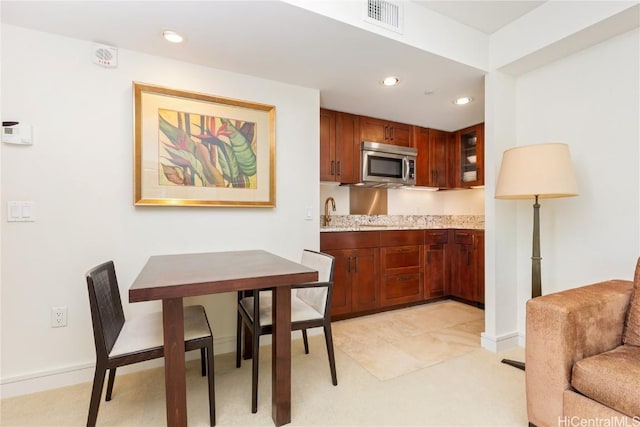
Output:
162 298 187 427
272 285 292 426
242 323 253 360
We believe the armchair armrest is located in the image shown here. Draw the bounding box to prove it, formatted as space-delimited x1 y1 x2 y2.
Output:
525 279 633 427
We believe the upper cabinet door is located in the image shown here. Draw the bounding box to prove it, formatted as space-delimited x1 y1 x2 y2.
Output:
413 126 430 186
319 109 359 184
359 116 387 144
429 128 451 188
360 115 412 147
335 112 360 184
456 123 484 187
320 108 337 182
388 121 412 147
413 126 452 188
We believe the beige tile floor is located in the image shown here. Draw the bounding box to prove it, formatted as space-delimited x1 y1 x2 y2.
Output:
332 300 484 380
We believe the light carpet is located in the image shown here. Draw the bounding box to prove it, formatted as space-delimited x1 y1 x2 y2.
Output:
1 301 527 426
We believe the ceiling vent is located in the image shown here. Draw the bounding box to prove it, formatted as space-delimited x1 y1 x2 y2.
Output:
364 0 403 34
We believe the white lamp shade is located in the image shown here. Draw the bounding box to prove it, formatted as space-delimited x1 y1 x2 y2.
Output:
495 143 578 199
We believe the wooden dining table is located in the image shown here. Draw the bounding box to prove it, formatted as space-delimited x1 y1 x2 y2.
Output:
129 249 318 427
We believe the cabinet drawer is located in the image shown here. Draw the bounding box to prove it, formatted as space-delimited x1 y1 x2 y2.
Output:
425 230 449 244
381 246 420 270
381 273 422 305
321 231 380 250
453 230 474 245
379 230 424 246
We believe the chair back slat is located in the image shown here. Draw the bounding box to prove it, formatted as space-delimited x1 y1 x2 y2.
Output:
86 261 125 358
297 250 335 315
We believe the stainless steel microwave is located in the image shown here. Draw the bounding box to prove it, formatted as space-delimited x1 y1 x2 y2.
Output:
361 141 417 187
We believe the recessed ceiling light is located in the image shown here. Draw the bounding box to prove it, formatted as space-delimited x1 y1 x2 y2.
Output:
162 30 184 43
382 76 400 86
453 96 473 105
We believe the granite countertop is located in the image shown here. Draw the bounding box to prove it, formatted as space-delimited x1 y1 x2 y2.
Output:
320 215 484 232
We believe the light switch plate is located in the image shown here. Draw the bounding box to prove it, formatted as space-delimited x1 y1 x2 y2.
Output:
7 201 35 222
7 201 20 222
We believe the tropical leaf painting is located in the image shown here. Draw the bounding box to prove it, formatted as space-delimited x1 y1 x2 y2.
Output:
158 109 258 188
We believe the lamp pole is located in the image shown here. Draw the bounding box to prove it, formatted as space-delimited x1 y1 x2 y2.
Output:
532 195 542 298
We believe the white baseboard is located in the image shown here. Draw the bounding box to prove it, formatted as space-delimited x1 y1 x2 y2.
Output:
0 335 238 399
480 331 522 352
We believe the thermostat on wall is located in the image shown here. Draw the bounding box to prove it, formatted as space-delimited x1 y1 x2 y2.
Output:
2 121 32 145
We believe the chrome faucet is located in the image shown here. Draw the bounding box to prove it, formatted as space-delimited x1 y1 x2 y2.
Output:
323 197 336 227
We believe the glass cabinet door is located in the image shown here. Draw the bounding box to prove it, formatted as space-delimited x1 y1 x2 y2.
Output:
460 130 478 184
457 124 483 187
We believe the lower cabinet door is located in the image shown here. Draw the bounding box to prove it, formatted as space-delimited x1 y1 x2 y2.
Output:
424 242 447 299
325 249 352 317
351 248 380 312
326 248 380 316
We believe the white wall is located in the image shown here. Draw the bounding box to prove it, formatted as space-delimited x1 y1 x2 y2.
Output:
484 28 640 347
0 25 320 396
511 28 640 334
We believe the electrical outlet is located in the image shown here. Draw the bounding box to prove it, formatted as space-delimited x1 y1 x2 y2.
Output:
51 307 68 328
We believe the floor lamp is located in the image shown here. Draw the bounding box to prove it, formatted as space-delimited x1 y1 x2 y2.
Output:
495 142 578 371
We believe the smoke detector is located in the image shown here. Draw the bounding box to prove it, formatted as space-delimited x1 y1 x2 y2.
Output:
92 43 118 68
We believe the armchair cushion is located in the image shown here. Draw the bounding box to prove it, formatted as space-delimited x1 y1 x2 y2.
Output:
571 344 640 417
623 258 640 346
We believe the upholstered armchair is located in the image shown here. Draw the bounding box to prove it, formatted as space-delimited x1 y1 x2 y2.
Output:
525 259 640 426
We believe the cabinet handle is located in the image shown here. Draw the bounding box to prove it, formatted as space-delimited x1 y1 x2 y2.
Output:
391 127 395 141
337 160 341 176
347 256 352 273
354 256 358 273
385 126 389 140
330 160 335 176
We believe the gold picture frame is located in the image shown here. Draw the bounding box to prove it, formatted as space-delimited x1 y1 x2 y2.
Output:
133 82 275 207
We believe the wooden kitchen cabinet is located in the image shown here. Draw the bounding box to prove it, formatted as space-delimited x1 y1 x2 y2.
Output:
324 248 380 316
321 232 380 317
380 245 422 306
379 230 424 306
360 115 412 147
424 230 449 299
449 229 484 305
321 228 484 317
414 127 452 188
455 123 484 187
320 108 359 184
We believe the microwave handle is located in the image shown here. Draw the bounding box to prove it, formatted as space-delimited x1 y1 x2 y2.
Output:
403 157 409 181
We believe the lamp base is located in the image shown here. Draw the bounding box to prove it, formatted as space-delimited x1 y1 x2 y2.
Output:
501 358 525 371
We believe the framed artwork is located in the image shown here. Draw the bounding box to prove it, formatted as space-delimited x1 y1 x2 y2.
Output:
133 82 275 207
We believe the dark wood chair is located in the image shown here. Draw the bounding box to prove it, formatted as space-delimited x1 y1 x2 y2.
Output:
85 261 215 426
235 249 337 413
